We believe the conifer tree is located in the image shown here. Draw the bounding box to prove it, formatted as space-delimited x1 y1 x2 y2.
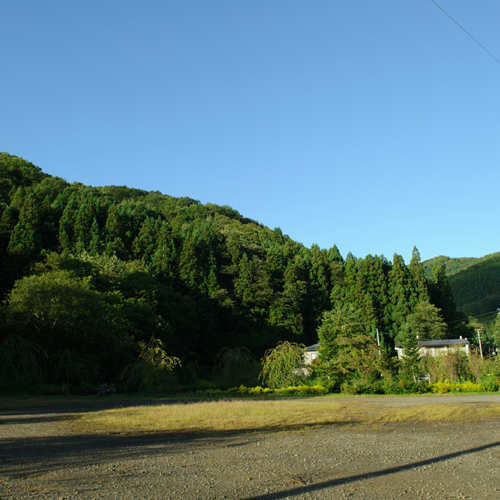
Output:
178 232 196 282
406 301 448 340
396 322 420 383
387 254 413 335
431 260 458 325
7 191 44 258
58 193 79 251
152 221 177 277
408 246 430 306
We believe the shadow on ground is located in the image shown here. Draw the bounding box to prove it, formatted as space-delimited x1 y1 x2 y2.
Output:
240 440 500 500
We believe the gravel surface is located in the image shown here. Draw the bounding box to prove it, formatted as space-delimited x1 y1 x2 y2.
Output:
1 395 500 500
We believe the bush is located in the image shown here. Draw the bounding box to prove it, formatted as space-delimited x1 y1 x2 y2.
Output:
276 384 328 395
247 386 274 395
213 347 261 389
98 383 116 395
428 381 482 393
0 335 45 392
380 379 420 395
341 379 384 395
71 382 96 395
481 375 499 392
259 341 306 389
120 337 180 393
32 384 65 395
194 384 327 397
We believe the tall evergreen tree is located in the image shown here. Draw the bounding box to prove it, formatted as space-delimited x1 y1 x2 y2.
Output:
386 254 412 335
408 246 430 306
431 260 458 325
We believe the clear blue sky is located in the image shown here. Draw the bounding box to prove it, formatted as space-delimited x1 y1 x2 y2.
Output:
2 1 499 263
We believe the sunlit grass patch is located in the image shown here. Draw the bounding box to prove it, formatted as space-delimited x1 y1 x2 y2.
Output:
372 403 500 424
66 399 500 435
67 399 366 434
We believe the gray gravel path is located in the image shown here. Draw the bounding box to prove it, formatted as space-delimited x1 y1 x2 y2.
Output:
1 395 500 500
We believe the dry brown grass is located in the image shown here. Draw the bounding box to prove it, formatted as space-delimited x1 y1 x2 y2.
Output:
371 402 500 423
66 399 500 435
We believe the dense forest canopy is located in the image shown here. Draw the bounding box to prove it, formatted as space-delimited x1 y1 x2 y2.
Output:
422 256 479 279
0 153 495 391
423 253 500 319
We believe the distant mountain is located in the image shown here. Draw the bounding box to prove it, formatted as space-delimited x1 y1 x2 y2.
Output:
422 256 479 279
423 253 500 318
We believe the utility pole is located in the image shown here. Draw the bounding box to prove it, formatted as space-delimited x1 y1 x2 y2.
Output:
376 328 381 356
476 329 483 359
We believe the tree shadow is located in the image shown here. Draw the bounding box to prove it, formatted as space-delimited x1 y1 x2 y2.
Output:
240 440 500 499
0 417 359 479
0 398 198 417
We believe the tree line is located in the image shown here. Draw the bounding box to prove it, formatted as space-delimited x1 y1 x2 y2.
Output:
0 153 487 393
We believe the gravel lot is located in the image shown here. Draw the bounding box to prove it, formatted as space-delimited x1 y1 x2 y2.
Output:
1 395 500 500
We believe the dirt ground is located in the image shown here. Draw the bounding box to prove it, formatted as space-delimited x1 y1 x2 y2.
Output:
1 395 500 500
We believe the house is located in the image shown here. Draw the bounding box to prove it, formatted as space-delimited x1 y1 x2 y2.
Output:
394 338 470 360
307 339 471 362
304 344 320 365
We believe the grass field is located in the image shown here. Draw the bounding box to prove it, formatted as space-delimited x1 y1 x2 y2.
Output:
65 398 500 435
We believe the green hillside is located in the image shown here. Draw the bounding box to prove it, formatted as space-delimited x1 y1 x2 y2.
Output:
0 153 472 392
449 254 500 317
423 254 500 319
422 256 478 279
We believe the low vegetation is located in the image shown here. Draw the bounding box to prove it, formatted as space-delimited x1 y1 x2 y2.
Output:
66 398 500 436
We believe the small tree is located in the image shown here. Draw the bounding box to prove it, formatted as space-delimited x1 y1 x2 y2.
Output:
494 313 500 348
121 336 181 392
317 304 391 390
0 334 45 391
213 347 261 389
406 301 447 340
317 304 369 362
396 322 421 383
52 349 89 392
259 341 306 389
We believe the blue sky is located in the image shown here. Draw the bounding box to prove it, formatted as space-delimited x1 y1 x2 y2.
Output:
2 1 499 263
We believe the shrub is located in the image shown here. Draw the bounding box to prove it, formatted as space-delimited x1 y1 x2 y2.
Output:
248 386 274 395
71 381 96 395
196 379 215 390
460 381 481 392
213 347 261 389
481 375 499 392
32 384 64 395
341 379 384 395
428 381 482 393
194 384 327 397
0 334 45 392
259 341 306 389
276 384 327 395
98 383 116 395
120 337 180 393
381 379 424 395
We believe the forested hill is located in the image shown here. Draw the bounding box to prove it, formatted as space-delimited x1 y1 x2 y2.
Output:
422 256 479 279
423 254 500 318
0 153 466 388
448 254 500 317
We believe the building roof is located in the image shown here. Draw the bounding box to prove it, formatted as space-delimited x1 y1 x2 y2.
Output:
305 344 320 352
394 338 470 348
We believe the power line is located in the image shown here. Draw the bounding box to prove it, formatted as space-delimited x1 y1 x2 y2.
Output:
448 308 500 324
430 0 500 66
